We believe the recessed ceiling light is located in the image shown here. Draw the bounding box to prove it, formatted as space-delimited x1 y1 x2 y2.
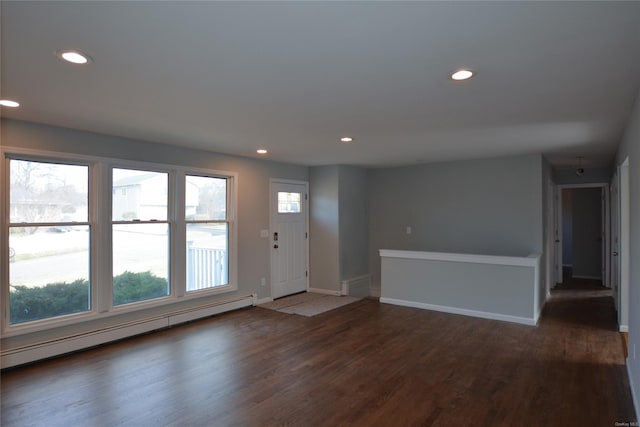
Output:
340 137 354 143
256 149 268 154
0 99 20 108
450 69 475 81
56 49 92 64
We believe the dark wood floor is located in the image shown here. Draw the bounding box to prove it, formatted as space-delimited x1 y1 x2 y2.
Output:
1 285 636 426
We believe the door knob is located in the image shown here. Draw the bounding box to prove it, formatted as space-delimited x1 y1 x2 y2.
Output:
274 244 279 249
613 251 619 256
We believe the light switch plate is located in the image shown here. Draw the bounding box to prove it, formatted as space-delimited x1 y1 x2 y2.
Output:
260 229 269 238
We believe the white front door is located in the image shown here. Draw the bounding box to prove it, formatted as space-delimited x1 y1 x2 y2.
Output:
270 181 308 299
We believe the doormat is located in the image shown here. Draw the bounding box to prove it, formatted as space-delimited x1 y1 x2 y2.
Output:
258 292 361 317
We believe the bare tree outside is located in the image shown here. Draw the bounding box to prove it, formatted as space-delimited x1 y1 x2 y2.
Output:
8 159 91 324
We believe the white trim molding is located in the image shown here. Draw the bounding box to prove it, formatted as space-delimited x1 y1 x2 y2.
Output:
379 297 536 326
534 298 546 325
378 249 540 268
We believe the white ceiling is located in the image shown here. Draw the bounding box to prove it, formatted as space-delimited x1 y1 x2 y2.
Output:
2 1 639 168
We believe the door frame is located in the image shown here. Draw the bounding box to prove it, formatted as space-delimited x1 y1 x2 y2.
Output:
611 169 620 310
618 158 630 332
269 178 310 299
544 178 556 299
555 182 610 286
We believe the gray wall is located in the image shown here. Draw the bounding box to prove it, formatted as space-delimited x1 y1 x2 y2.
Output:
309 166 340 292
572 188 602 279
1 119 308 349
562 189 574 265
614 86 640 414
338 166 369 280
554 167 612 185
541 156 553 303
368 154 544 289
309 165 369 292
381 256 536 321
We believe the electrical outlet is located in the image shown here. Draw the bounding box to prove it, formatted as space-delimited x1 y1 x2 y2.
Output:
260 277 266 287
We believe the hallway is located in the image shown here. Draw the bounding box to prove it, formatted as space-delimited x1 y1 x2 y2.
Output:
549 267 616 330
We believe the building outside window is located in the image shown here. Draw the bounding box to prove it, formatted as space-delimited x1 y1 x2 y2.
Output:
112 168 170 305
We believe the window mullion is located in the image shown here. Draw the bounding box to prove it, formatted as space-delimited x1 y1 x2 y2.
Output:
174 171 186 298
1 155 8 332
95 162 112 313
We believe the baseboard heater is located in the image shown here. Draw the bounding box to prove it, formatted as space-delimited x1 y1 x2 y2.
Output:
1 294 254 369
341 274 372 297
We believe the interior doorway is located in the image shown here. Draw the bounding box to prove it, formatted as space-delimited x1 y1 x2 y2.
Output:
555 183 609 287
550 182 617 334
562 187 603 282
614 158 630 332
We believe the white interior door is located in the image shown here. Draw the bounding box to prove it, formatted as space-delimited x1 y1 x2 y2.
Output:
270 181 308 299
611 173 620 308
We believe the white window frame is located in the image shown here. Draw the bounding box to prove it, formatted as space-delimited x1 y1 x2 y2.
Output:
2 153 96 329
110 165 173 308
180 169 238 297
0 147 238 337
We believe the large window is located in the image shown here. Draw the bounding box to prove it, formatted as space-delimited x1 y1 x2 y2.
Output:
3 151 236 332
8 159 90 324
112 168 170 305
186 175 229 291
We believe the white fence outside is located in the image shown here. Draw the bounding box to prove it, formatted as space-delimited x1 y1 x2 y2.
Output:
186 242 228 291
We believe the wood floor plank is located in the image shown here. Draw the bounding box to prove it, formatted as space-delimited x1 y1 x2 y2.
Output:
1 288 636 427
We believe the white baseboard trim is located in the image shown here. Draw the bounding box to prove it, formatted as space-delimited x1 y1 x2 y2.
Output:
1 295 254 369
572 275 602 280
380 249 540 267
534 298 547 325
370 287 381 298
308 287 342 296
255 297 274 305
627 362 639 424
620 324 629 333
379 297 536 326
